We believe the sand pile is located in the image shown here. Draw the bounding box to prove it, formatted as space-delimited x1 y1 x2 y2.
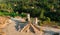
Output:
0 16 10 28
0 16 10 35
0 29 6 35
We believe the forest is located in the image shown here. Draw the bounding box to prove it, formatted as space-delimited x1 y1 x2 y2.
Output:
0 0 60 26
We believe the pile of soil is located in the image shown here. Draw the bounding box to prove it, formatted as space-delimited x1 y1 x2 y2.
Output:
0 16 10 28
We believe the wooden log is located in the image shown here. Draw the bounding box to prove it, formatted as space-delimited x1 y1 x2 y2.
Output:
20 23 30 32
27 14 30 21
31 24 44 35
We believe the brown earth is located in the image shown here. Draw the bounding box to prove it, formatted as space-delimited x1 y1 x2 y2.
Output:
0 16 10 28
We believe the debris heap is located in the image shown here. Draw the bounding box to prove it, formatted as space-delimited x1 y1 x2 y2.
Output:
20 22 43 35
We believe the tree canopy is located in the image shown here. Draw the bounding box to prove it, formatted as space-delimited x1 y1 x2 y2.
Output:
0 0 60 22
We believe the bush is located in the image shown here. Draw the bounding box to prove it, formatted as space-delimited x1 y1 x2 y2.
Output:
0 11 18 17
20 13 27 18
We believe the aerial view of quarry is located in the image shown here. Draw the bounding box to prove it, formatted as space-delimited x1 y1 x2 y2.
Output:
0 0 60 35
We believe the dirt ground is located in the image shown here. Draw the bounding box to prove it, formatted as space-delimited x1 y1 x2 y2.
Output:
3 19 41 35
